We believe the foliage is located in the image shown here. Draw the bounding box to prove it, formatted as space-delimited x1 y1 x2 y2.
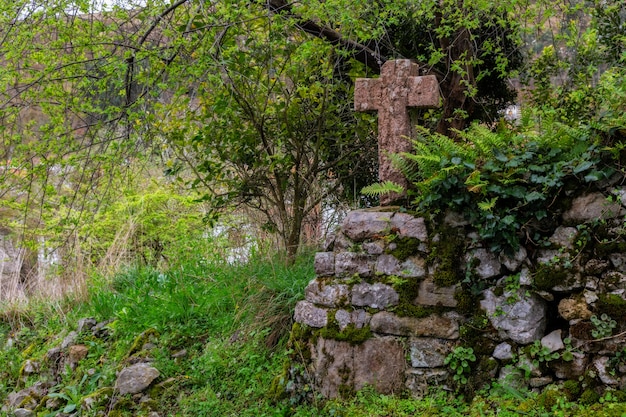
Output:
365 111 624 253
590 314 617 339
444 346 477 385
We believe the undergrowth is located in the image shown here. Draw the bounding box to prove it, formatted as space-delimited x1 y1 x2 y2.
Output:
4 245 626 415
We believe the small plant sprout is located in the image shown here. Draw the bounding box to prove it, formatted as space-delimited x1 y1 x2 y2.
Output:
444 346 476 385
590 313 617 339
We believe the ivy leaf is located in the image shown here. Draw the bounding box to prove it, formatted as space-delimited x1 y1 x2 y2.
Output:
525 191 545 202
573 160 593 173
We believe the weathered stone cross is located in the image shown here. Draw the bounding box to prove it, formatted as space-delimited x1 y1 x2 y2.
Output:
355 59 441 205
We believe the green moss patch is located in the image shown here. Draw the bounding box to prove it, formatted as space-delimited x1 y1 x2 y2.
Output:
428 226 466 287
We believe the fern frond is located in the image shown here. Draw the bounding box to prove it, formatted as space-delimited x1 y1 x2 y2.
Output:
361 181 405 197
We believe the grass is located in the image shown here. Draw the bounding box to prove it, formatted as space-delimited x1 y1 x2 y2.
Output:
4 244 626 416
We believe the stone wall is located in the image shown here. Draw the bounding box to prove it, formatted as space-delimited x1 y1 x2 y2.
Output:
284 185 626 399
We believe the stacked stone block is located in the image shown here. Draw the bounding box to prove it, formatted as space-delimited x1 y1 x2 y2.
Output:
290 187 626 399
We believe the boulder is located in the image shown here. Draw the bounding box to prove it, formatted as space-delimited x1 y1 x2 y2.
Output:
390 213 428 242
335 252 374 278
115 363 160 395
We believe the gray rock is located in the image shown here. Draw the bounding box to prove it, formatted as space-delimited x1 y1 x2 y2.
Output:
409 338 454 368
390 213 428 242
415 278 457 308
585 259 610 275
363 241 385 255
609 253 626 273
480 289 547 344
12 409 35 417
314 252 335 276
563 192 624 222
21 360 39 375
115 363 160 395
335 252 374 278
341 211 394 241
375 254 426 278
351 282 399 309
370 311 459 339
519 268 532 286
500 247 528 272
61 331 78 349
77 317 97 333
594 356 620 386
466 249 501 280
541 330 564 353
334 309 370 331
293 301 328 328
304 280 350 307
493 343 513 360
549 226 578 250
529 377 553 388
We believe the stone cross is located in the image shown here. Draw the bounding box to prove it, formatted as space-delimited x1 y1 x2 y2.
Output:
354 59 441 205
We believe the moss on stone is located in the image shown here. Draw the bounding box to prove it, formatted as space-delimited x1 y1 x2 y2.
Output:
287 323 314 361
579 388 601 405
316 310 371 345
596 293 626 321
454 287 478 316
562 379 582 401
428 226 465 287
268 360 291 401
536 388 567 409
532 264 569 291
126 328 160 358
459 312 494 357
385 236 421 262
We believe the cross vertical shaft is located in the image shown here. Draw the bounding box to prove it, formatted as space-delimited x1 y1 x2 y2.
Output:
355 60 440 205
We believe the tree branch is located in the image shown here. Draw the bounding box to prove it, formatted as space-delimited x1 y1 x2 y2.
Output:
265 0 386 72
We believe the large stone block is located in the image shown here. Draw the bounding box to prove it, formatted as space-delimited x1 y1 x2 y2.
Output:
341 211 393 241
294 301 328 328
310 336 405 398
305 279 350 307
351 282 399 309
370 311 459 339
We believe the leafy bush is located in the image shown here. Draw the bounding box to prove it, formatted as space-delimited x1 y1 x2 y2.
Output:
364 109 625 253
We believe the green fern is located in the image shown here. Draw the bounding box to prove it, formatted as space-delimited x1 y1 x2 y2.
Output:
361 181 404 197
